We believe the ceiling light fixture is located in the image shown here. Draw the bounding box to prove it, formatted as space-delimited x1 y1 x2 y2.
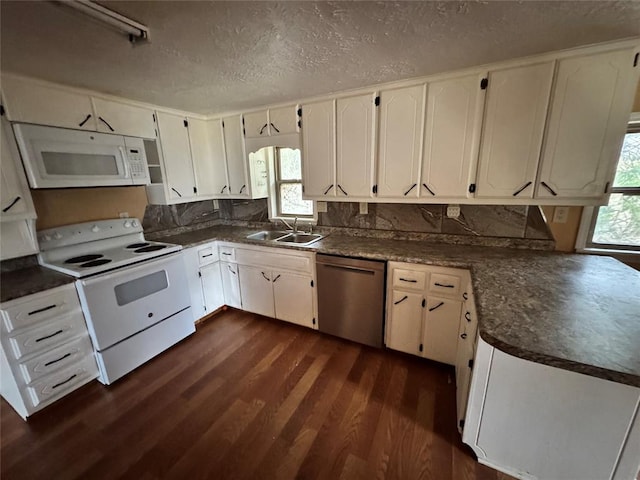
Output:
62 0 149 43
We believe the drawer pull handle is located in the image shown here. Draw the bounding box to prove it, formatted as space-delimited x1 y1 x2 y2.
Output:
44 352 72 367
270 122 280 133
399 278 417 283
52 374 77 389
512 181 532 196
261 272 270 281
78 114 92 127
463 292 468 300
98 116 115 132
222 252 232 256
428 302 445 312
460 333 467 339
404 183 417 196
394 295 408 305
28 304 57 316
465 311 471 322
272 274 281 283
434 282 454 289
201 253 213 258
323 184 334 195
36 329 64 342
2 196 21 213
260 123 268 135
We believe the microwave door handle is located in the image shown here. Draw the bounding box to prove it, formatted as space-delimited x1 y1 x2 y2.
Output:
119 146 130 179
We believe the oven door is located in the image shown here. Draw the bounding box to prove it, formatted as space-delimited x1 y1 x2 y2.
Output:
13 123 133 188
76 252 190 351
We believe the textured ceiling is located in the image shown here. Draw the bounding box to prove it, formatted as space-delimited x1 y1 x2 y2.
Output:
2 1 640 115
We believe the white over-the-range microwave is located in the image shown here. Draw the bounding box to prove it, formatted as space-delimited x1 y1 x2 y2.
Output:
12 123 150 188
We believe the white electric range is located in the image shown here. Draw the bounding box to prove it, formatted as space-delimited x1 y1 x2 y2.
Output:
38 219 194 385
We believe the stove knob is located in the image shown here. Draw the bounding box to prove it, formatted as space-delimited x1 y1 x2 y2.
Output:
91 225 100 233
53 232 63 240
131 220 139 227
123 220 132 228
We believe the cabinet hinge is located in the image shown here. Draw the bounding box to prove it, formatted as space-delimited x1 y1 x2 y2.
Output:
374 96 380 106
184 119 189 127
468 183 476 193
155 128 158 137
468 359 474 369
193 187 198 194
242 117 245 125
312 318 316 325
459 419 465 429
243 128 246 136
419 344 423 353
372 184 378 194
302 185 305 193
198 271 202 277
297 107 302 117
0 105 4 116
421 298 425 308
480 78 488 90
604 182 610 194
634 52 639 67
152 113 156 122
298 120 302 129
222 120 225 128
310 279 314 287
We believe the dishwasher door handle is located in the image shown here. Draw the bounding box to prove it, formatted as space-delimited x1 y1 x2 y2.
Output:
320 263 376 275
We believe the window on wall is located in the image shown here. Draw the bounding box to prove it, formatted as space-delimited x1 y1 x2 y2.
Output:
274 147 314 218
579 122 640 252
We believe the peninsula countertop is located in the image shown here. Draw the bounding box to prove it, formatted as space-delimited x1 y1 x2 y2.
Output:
152 225 640 387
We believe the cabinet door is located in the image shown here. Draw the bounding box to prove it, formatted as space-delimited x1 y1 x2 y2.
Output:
336 93 376 198
1 115 33 220
1 76 96 131
243 111 269 139
269 105 298 135
238 265 274 318
301 99 336 198
475 62 554 199
377 84 425 198
182 247 206 322
92 98 156 138
223 115 249 197
220 262 242 309
422 74 484 199
273 272 314 328
189 118 229 196
201 262 225 313
538 49 639 199
155 112 196 201
422 297 462 365
386 291 423 356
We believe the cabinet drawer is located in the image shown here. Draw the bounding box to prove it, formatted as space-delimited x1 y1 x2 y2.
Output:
392 269 427 291
25 356 98 407
219 245 236 262
7 311 87 361
198 244 219 266
1 284 80 333
17 336 94 384
235 248 313 274
428 273 462 297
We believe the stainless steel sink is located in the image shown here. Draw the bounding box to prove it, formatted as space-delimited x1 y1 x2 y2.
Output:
276 233 324 245
246 230 290 241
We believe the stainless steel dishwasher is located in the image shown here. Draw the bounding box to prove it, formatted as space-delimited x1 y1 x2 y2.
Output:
316 254 385 348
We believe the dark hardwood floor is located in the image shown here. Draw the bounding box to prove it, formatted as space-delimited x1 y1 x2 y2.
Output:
1 309 514 480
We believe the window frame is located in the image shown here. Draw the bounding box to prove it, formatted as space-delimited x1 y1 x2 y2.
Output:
576 115 640 256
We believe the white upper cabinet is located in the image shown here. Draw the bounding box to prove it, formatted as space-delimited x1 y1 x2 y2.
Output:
1 113 35 221
2 76 96 131
421 74 485 199
223 115 249 197
155 112 196 201
336 93 376 198
537 49 640 199
301 99 336 198
243 110 269 139
91 97 156 139
268 105 298 136
377 84 425 198
475 62 555 199
188 118 226 197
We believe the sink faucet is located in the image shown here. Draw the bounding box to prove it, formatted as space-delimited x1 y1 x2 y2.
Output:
293 217 298 233
279 218 294 231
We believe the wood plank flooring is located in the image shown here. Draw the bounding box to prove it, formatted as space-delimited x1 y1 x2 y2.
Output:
1 309 515 480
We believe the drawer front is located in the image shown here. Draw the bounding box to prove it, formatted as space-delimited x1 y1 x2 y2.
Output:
198 243 219 266
429 273 462 298
219 245 236 262
18 336 94 384
25 356 98 407
235 248 313 274
2 284 80 333
392 269 427 291
7 312 87 360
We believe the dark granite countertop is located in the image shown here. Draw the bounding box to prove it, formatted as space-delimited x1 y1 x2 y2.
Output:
151 225 640 387
0 266 75 304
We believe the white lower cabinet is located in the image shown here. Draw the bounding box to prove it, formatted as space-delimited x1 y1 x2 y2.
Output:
183 242 225 322
220 261 242 310
200 262 225 314
220 243 317 330
463 337 640 480
0 284 99 420
385 262 467 365
455 279 478 433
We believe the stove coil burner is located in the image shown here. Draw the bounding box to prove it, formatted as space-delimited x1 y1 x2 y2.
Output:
126 243 150 249
134 245 168 253
80 259 113 268
64 254 104 264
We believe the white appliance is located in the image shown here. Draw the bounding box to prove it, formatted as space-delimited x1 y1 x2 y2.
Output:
12 123 150 188
38 219 194 384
